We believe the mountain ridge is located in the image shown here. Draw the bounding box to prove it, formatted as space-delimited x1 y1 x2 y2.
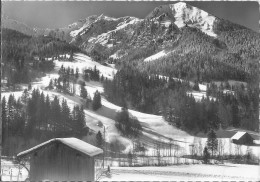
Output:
2 2 253 39
2 2 259 83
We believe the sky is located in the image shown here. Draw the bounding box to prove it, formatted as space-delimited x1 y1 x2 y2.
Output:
2 1 259 32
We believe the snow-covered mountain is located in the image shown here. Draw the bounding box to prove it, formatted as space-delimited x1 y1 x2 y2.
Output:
147 2 217 37
2 2 260 166
3 2 250 56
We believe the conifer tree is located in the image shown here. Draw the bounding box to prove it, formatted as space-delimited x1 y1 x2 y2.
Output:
80 83 88 99
35 92 45 132
207 129 218 157
45 94 51 131
100 74 104 82
61 98 71 132
70 68 74 77
193 81 200 91
73 105 86 136
21 89 30 104
7 94 15 125
51 96 61 132
231 103 240 127
92 90 102 111
48 79 54 89
96 131 104 148
203 147 210 164
2 97 8 154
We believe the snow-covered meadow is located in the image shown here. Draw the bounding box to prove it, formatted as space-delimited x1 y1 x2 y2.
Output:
2 158 259 181
99 164 260 181
1 159 28 181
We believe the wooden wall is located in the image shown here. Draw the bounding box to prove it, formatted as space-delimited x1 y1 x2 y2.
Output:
29 142 95 181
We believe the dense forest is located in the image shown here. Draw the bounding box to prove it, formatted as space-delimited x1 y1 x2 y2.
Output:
1 28 80 86
98 17 260 135
112 24 260 84
2 89 88 156
103 64 259 134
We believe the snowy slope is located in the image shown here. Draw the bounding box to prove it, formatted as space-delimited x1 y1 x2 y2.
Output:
144 51 168 62
54 53 116 79
157 75 209 101
88 16 141 47
3 52 256 157
52 53 193 150
147 2 217 37
170 2 217 37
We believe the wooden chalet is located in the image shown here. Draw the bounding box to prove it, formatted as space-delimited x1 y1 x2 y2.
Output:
231 132 254 145
17 138 103 181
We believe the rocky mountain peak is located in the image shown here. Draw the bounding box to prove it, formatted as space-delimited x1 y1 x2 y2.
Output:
147 2 217 37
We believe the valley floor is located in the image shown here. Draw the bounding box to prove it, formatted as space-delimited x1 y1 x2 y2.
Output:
100 164 260 181
2 158 259 181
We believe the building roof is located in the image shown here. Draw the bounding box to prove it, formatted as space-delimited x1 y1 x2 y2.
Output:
17 138 103 158
253 140 260 145
231 131 248 140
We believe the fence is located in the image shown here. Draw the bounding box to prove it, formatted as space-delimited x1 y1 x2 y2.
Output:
1 157 29 181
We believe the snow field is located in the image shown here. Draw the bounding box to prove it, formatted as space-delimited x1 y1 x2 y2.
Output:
187 91 215 101
1 159 28 181
144 50 168 62
100 164 260 181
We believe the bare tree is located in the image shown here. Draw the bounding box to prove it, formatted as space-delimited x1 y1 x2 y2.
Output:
156 141 161 166
195 138 203 157
174 142 180 164
235 144 241 156
218 138 226 162
228 139 233 156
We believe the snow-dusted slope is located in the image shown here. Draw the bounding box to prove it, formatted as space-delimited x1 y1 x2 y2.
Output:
69 15 99 38
170 2 217 37
54 53 116 79
148 2 217 37
144 51 168 62
54 53 192 146
88 16 141 47
144 50 177 62
2 52 259 157
50 54 193 152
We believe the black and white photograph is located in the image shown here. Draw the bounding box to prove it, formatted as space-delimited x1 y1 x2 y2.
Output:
1 0 260 181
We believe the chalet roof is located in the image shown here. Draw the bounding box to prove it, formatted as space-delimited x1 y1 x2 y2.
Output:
17 138 103 158
231 132 248 140
253 140 260 145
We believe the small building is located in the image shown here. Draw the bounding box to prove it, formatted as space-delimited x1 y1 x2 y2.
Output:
231 132 254 145
17 138 103 181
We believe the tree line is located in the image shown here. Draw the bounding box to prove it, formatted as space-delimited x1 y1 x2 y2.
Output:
2 89 88 156
2 28 80 86
54 65 102 111
103 64 258 133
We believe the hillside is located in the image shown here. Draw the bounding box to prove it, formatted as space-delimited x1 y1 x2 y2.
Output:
1 28 81 86
1 1 259 160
